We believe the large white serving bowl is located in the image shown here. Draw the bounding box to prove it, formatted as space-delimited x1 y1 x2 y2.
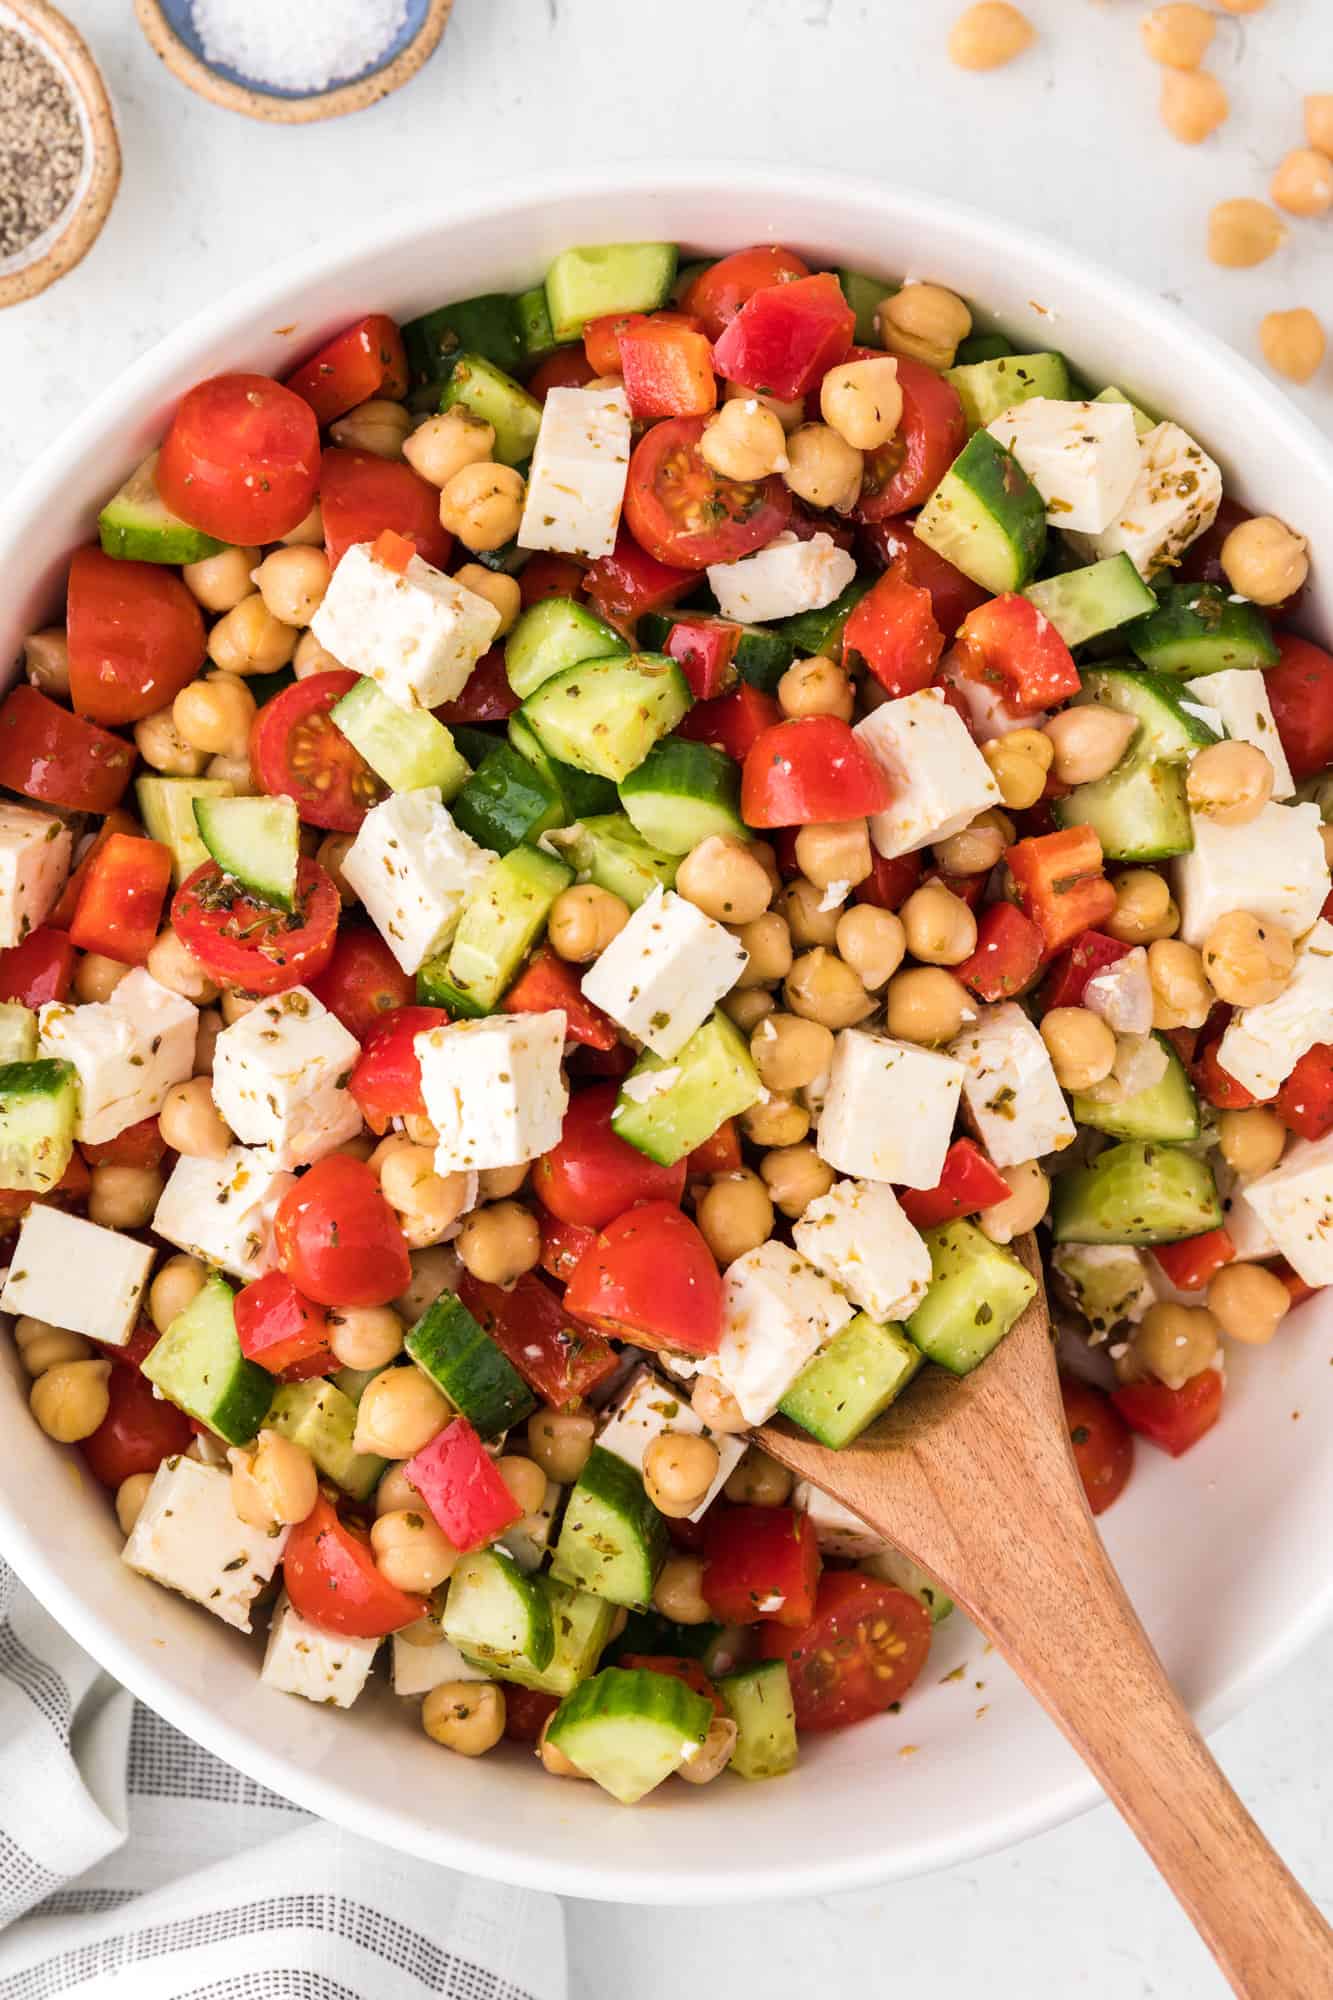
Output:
1 166 1331 1905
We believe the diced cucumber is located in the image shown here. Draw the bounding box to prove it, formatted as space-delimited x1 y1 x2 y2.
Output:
716 1660 798 1780
0 1058 76 1193
779 1313 922 1449
194 794 300 911
142 1274 272 1447
943 350 1071 433
551 1446 669 1609
837 267 892 345
954 332 1016 366
521 655 692 782
1054 755 1193 863
450 744 564 855
505 595 628 701
405 1291 537 1439
414 962 490 1016
441 1547 555 1671
266 1377 385 1501
544 242 679 343
1050 1141 1222 1245
771 577 870 657
496 1476 560 1574
1023 555 1156 648
515 285 558 366
481 1575 615 1696
461 536 528 576
0 1003 37 1065
1076 664 1220 761
1072 1032 1200 1142
548 812 679 909
450 724 505 770
618 739 744 855
334 1365 383 1405
506 711 618 821
605 1608 738 1672
907 1222 1038 1375
547 1666 712 1804
861 1548 954 1625
444 843 573 1011
1051 1243 1154 1337
637 611 797 696
99 452 224 565
439 353 542 467
612 1011 763 1166
1094 384 1155 438
136 775 235 883
916 429 1047 594
401 293 523 386
1125 582 1279 677
331 677 470 799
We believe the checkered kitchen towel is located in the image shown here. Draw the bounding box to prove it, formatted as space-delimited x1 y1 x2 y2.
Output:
0 1563 565 2000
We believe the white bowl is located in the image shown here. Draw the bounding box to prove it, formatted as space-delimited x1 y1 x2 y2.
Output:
2 165 1331 1905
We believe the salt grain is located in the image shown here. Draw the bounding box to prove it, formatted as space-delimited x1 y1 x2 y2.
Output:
191 0 410 94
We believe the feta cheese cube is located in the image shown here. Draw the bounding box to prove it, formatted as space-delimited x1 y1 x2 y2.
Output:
1241 1132 1333 1286
1196 668 1294 800
211 985 362 1167
1 1203 153 1347
793 1178 931 1322
38 970 197 1145
596 1363 744 1519
816 1028 964 1190
0 801 71 949
854 689 1001 858
417 1011 568 1172
341 789 494 974
121 1456 288 1631
707 532 857 625
1064 420 1222 580
310 541 500 711
580 886 748 1059
1214 919 1333 1100
392 1630 493 1698
1173 801 1329 949
153 1144 295 1281
791 1481 886 1559
1217 1167 1279 1261
517 385 632 560
987 398 1140 534
702 1240 855 1425
261 1592 379 1707
949 1002 1076 1169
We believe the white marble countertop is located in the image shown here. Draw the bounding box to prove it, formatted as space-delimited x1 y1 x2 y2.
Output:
4 2 1331 1993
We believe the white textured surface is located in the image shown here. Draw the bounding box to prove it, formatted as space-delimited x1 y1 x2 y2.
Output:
3 0 1331 1991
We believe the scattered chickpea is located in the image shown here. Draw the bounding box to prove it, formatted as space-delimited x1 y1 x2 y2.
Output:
293 627 343 678
983 728 1053 812
1258 308 1326 386
1271 147 1333 219
643 1431 721 1518
456 1201 541 1287
901 882 978 967
779 876 841 949
172 674 256 759
254 546 331 627
235 1430 319 1528
1106 871 1179 946
1220 516 1309 607
538 1711 591 1779
933 808 1013 878
89 1163 163 1231
372 1506 459 1593
652 1554 713 1624
329 398 412 459
439 462 525 552
750 1012 834 1094
819 356 903 452
947 2 1035 71
148 933 217 1007
1207 199 1288 270
1040 1007 1117 1092
547 883 630 962
1208 1263 1291 1345
733 911 793 989
353 1365 453 1460
877 283 972 371
1217 1107 1286 1180
1147 938 1212 1031
1160 68 1228 145
699 397 789 481
724 1447 794 1508
316 831 359 907
834 904 906 990
158 1076 232 1159
149 1254 206 1335
678 1715 739 1786
405 409 496 488
782 423 863 513
527 1407 595 1486
784 947 874 1029
1140 3 1214 68
1204 911 1295 1007
134 705 207 777
393 1244 462 1324
776 654 854 722
377 1137 472 1248
17 1326 91 1376
760 1141 835 1219
1043 707 1137 788
220 990 259 1026
740 1091 810 1149
478 1164 528 1201
183 545 259 614
73 952 128 1005
208 594 298 676
452 564 522 637
22 628 70 699
1132 1302 1219 1390
1187 741 1274 825
723 378 805 431
977 1158 1049 1245
721 986 776 1033
885 966 974 1044
115 1471 155 1538
676 836 772 925
327 1305 404 1372
422 1680 506 1756
696 1169 775 1266
281 501 324 548
30 1359 111 1443
1306 94 1333 158
793 819 872 893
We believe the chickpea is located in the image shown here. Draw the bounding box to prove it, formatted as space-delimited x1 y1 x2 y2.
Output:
30 1359 110 1443
653 1553 713 1625
784 947 874 1029
234 1429 319 1529
885 966 974 1044
371 1506 459 1593
778 877 840 948
1207 1262 1291 1346
776 654 854 722
643 1431 721 1518
328 1305 404 1372
452 564 521 638
901 882 978 967
793 820 872 894
740 1092 810 1148
306 833 356 911
158 1076 232 1160
329 396 412 458
733 911 793 989
1106 871 1179 947
877 282 973 370
977 1158 1050 1245
204 751 255 798
1187 741 1274 825
1140 3 1214 67
183 545 259 613
457 1201 541 1287
208 594 298 676
1203 911 1295 1007
1147 938 1212 1032
750 1012 834 1093
1271 147 1333 219
1217 1106 1286 1180
1207 199 1287 270
1258 308 1327 386
74 952 129 1004
422 1679 505 1756
1039 1007 1117 1092
983 728 1053 812
374 1462 421 1517
537 1709 592 1779
405 408 496 489
18 1327 92 1376
527 1407 595 1486
116 1471 155 1537
145 926 219 1006
149 1253 206 1335
933 808 1014 878
723 377 805 432
1043 707 1137 788
394 1244 461 1323
678 1714 739 1786
220 990 259 1026
1307 94 1333 157
695 1169 774 1266
339 1132 377 1163
820 356 903 452
89 1163 163 1231
1220 517 1309 606
1161 67 1229 144
134 705 207 777
782 424 863 514
23 628 70 699
171 673 256 760
829 904 902 992
676 836 772 925
721 986 776 1033
281 501 324 548
699 398 789 481
376 1140 472 1249
253 546 331 628
294 627 343 679
439 462 525 552
547 883 630 962
353 1366 453 1459
760 1141 834 1219
947 1 1035 71
191 1009 223 1079
1133 1301 1219 1390
724 1447 793 1508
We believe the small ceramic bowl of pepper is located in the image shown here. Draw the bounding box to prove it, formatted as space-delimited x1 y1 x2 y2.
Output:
0 0 120 309
134 0 453 125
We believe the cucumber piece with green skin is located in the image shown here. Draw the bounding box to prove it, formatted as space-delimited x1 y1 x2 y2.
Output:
441 1547 555 1671
0 1059 76 1193
98 452 224 565
142 1274 272 1447
1125 582 1280 677
861 1548 954 1625
334 1365 382 1406
547 1666 713 1803
515 286 558 366
1051 1141 1222 1245
444 844 574 1012
136 775 234 884
414 962 490 1016
612 1011 763 1166
1051 1243 1154 1338
1094 384 1155 437
521 655 692 782
506 711 618 820
603 1608 742 1674
716 1660 798 1780
405 1292 537 1439
1054 755 1193 862
638 611 796 695
1072 1032 1200 1142
1075 664 1220 761
450 744 565 855
548 812 679 909
504 595 628 701
953 332 1015 367
916 429 1047 594
449 724 505 770
266 1378 385 1501
837 268 892 346
459 535 529 576
0 1003 36 1065
1023 555 1156 648
544 242 679 343
907 1221 1038 1375
943 350 1071 433
470 1574 615 1696
331 678 470 799
551 1446 669 1609
618 740 745 855
401 294 523 387
194 794 300 911
779 1313 922 1449
771 577 870 657
439 353 541 468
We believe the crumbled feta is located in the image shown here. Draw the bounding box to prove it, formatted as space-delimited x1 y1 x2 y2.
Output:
261 1592 379 1708
793 1178 932 1322
340 788 494 975
987 397 1140 535
417 1011 568 1172
38 971 197 1145
1173 801 1329 949
211 985 362 1167
950 1003 1076 1169
596 1363 743 1519
1064 420 1222 580
391 1629 493 1698
580 886 748 1060
854 688 1001 858
1083 946 1152 1036
311 541 501 711
702 1240 855 1424
817 879 851 913
1215 918 1333 1100
707 532 857 625
121 1457 288 1632
1242 1132 1333 1286
153 1145 295 1281
0 801 71 949
1 1203 153 1347
618 1066 681 1104
816 1027 964 1189
1197 668 1294 800
517 385 632 559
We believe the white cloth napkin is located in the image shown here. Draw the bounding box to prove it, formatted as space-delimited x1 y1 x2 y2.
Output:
0 1562 567 2000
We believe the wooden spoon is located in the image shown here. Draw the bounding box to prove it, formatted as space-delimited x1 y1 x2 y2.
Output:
756 1235 1333 1999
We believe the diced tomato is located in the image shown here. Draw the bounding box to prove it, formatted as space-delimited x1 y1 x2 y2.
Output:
1275 1042 1333 1140
250 670 385 832
68 833 172 966
676 683 781 763
349 1004 449 1128
284 314 408 426
48 811 139 931
564 1201 723 1355
661 617 742 701
320 447 452 571
458 1269 619 1408
1006 826 1116 954
899 1138 1011 1230
274 1154 411 1308
624 415 792 572
234 1271 334 1378
759 1573 931 1729
583 528 697 634
533 1083 686 1228
308 923 414 1042
434 647 519 724
682 245 811 342
503 945 619 1050
0 686 135 814
173 858 340 996
853 848 923 913
406 1415 523 1553
1193 1011 1257 1112
1060 1378 1134 1517
1152 1228 1236 1293
618 1655 725 1718
666 1514 706 1554
66 547 206 728
1037 930 1127 1013
955 901 1043 1003
741 716 892 827
712 273 854 401
158 372 321 544
283 1493 425 1637
687 1119 742 1176
1267 1258 1318 1308
856 518 989 637
567 1039 636 1080
840 563 942 699
504 1686 560 1743
956 595 1080 713
80 1118 167 1171
856 359 967 519
703 1505 821 1628
79 1363 193 1489
1112 1369 1224 1458
539 1212 597 1284
0 928 75 1006
519 553 585 609
786 503 855 553
1264 632 1333 780
618 315 717 421
526 347 596 399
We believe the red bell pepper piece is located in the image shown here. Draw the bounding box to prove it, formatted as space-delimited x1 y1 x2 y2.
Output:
527 348 596 399
407 1414 524 1553
661 617 742 701
677 682 781 763
458 1269 620 1408
349 1004 449 1128
81 1117 168 1171
69 833 173 966
48 810 139 931
283 1493 425 1637
841 563 943 699
687 1118 742 1176
1275 1043 1333 1140
583 311 643 375
955 902 1044 1002
741 716 893 828
0 927 75 1006
434 647 518 724
617 315 717 422
1192 1009 1258 1112
702 1504 822 1628
372 527 417 576
857 518 989 637
923 867 987 911
584 529 696 636
1267 1258 1318 1308
898 1138 1011 1230
955 595 1081 712
503 945 619 1050
234 1271 336 1379
1151 1228 1236 1293
1037 930 1127 1013
563 1202 725 1355
712 273 854 401
1111 1369 1224 1458
0 686 136 814
1006 825 1116 954
285 314 408 426
854 848 923 913
539 1212 598 1284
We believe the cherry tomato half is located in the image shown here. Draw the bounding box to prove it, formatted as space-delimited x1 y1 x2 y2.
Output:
283 1493 426 1637
563 1201 724 1355
66 547 206 727
349 1004 449 1127
758 1573 932 1730
856 358 967 520
0 686 136 814
274 1153 411 1308
625 414 791 571
173 858 340 997
1265 632 1333 780
157 372 321 543
308 924 415 1042
250 670 385 832
741 715 893 827
682 244 812 343
80 1362 193 1490
532 1083 687 1229
284 313 408 427
320 447 453 571
1060 1377 1134 1517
